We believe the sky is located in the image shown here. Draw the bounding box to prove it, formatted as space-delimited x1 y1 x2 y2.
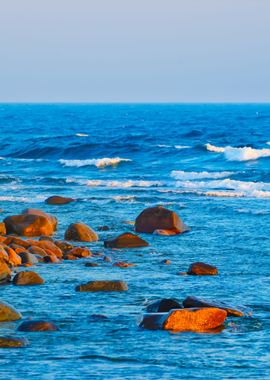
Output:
0 0 269 103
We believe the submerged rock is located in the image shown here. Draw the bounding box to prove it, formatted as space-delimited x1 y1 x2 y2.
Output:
104 232 148 248
0 336 29 348
64 223 98 242
140 308 227 331
17 320 59 332
183 296 252 317
13 271 44 286
45 195 75 205
135 206 188 234
146 299 182 313
85 262 99 267
0 301 22 322
76 280 128 292
187 262 218 276
113 261 135 268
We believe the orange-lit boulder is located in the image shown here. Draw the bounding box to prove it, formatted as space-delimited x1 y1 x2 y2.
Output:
17 320 58 332
0 336 29 348
76 280 128 292
66 247 91 258
5 247 22 266
104 232 148 248
4 236 31 248
140 308 227 331
135 206 188 234
35 241 63 259
0 260 11 283
64 223 98 242
22 209 57 231
45 195 75 205
0 301 22 322
0 223 6 235
187 262 218 276
13 271 44 285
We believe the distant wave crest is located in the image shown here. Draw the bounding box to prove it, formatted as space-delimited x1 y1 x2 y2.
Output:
171 170 234 180
206 143 270 161
59 157 132 168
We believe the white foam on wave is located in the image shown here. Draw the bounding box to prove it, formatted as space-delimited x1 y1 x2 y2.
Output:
66 178 163 188
206 143 270 161
59 157 132 168
112 195 136 202
174 145 191 149
171 170 234 180
76 133 89 137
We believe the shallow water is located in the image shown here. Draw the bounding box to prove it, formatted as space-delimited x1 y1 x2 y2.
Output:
0 104 270 379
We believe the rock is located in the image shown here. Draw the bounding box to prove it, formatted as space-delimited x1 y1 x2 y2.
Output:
5 246 22 266
0 336 29 348
54 240 73 253
64 223 98 242
88 314 109 322
187 262 218 275
153 229 177 236
66 247 91 258
0 260 11 283
104 232 149 248
183 296 252 317
160 259 171 265
103 256 112 262
76 280 128 292
22 209 57 231
64 254 78 260
13 271 44 286
45 195 75 205
28 246 47 257
4 209 57 237
17 320 59 332
39 236 54 242
140 308 227 331
113 261 135 268
0 223 6 235
85 262 99 267
135 206 188 234
98 226 109 231
146 299 182 313
36 241 63 259
19 252 39 265
43 255 61 264
0 301 22 321
4 236 31 248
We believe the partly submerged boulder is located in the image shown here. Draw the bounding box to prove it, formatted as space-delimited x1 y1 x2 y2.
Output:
64 223 98 242
145 299 182 313
135 206 188 234
183 296 252 317
0 336 29 348
140 308 227 332
0 301 22 322
75 280 128 292
17 320 59 332
45 195 75 205
104 232 148 248
13 271 44 286
187 262 218 276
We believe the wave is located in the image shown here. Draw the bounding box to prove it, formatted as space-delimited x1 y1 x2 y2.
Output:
66 178 163 188
156 144 191 149
171 170 235 180
59 157 132 168
206 143 270 161
75 133 89 137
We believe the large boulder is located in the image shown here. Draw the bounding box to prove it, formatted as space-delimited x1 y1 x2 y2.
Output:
76 280 128 292
104 232 148 248
45 195 75 205
17 320 59 332
140 308 227 332
145 299 182 313
187 262 218 276
0 301 22 322
4 209 57 237
0 260 11 283
64 223 98 242
0 336 29 348
183 296 252 317
135 206 188 234
13 271 44 286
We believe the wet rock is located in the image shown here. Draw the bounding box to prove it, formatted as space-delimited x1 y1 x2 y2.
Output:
43 255 61 264
140 308 227 331
85 262 99 267
64 223 98 242
45 195 75 205
13 271 44 286
39 236 54 242
54 240 73 253
66 247 91 258
104 232 148 248
103 256 112 262
183 296 252 317
135 206 188 234
22 209 57 231
160 259 171 264
5 246 22 266
28 246 47 257
0 223 6 235
4 209 57 237
113 261 135 268
146 299 182 313
187 262 218 276
19 252 39 265
17 320 59 332
64 254 78 260
76 280 128 292
0 260 11 284
36 241 63 259
4 236 30 248
0 301 22 321
0 336 29 348
153 229 177 236
98 225 109 231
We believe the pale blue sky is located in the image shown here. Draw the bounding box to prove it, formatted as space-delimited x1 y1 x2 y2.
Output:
0 0 269 102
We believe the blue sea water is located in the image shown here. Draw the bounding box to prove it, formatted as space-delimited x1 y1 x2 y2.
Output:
0 103 270 379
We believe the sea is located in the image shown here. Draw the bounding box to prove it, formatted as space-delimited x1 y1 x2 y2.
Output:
0 103 270 379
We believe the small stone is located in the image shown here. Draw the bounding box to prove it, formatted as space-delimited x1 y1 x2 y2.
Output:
45 196 75 205
103 256 112 262
187 262 218 276
75 280 128 292
85 262 99 267
17 320 59 332
113 261 135 268
160 259 171 264
13 271 44 286
67 247 91 258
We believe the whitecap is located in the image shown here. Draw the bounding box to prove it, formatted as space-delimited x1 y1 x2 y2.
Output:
76 133 89 137
171 170 234 180
205 143 270 161
174 145 191 149
59 157 132 168
66 178 163 188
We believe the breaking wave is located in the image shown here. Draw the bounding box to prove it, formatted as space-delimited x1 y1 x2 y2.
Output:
59 157 132 168
171 170 235 180
206 143 270 161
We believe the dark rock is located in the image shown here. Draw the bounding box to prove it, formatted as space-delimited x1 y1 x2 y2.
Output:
13 271 44 286
17 320 59 332
187 262 218 276
103 256 112 262
19 252 39 265
85 262 99 267
0 336 29 348
0 301 22 322
140 308 227 331
88 314 109 322
39 236 54 242
64 223 98 242
135 206 188 234
43 255 61 263
76 280 128 292
104 232 148 248
183 296 252 317
146 299 182 313
45 195 75 205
